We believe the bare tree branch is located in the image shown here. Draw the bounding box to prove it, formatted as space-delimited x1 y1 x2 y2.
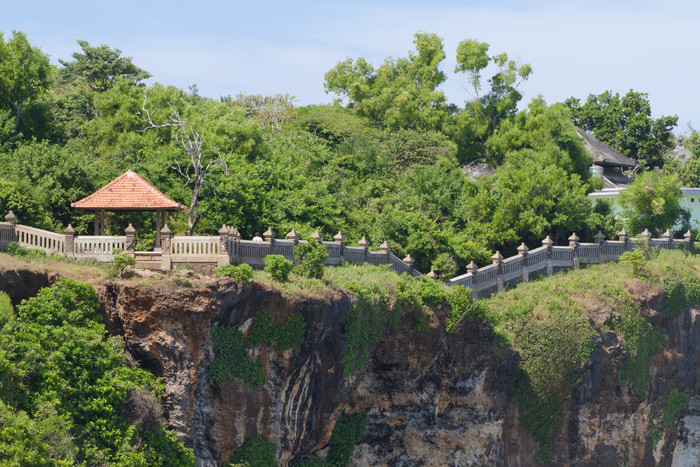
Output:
139 90 230 235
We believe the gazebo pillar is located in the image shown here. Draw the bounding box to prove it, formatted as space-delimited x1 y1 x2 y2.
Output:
155 209 163 249
94 211 99 235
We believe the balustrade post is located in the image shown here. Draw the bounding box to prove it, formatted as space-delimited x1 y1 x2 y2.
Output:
618 228 629 253
594 231 605 264
219 225 229 254
334 231 345 262
493 251 504 292
65 224 75 257
5 211 16 242
685 230 694 253
230 227 241 262
426 270 437 280
358 236 369 264
380 241 390 264
661 229 673 250
403 254 414 275
217 225 231 266
542 236 553 276
264 228 275 255
125 224 136 255
518 242 529 282
467 261 478 298
639 229 652 250
568 232 580 269
160 225 173 270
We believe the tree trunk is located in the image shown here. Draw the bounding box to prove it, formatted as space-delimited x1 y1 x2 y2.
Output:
187 180 201 236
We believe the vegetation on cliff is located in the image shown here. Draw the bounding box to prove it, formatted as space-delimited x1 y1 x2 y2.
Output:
481 248 700 459
0 279 194 465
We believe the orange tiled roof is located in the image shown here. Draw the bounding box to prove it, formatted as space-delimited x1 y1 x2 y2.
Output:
72 170 186 211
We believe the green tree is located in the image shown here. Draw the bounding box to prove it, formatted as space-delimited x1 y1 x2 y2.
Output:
0 31 51 133
447 38 532 163
566 90 677 170
59 40 150 92
324 31 448 130
618 170 682 236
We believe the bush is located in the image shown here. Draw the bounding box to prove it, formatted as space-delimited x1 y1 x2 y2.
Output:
2 241 46 259
446 285 484 333
431 252 457 281
216 263 254 282
228 435 276 467
111 250 136 277
417 277 446 308
208 326 265 387
264 254 294 282
247 311 306 351
663 384 690 428
0 291 12 329
294 240 328 279
326 412 367 466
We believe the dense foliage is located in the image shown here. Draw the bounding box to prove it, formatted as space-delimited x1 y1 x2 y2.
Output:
0 279 194 465
1 29 683 279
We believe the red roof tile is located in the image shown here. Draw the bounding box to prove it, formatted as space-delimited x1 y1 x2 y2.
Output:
72 170 187 211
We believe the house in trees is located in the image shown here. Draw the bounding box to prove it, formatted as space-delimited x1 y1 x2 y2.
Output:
578 128 637 189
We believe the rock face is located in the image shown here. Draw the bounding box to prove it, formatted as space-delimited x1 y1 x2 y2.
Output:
5 268 700 466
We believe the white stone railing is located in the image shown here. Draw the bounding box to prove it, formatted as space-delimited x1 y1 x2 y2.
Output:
74 236 126 259
1 212 693 295
16 225 66 255
0 222 15 248
447 229 694 298
172 236 221 255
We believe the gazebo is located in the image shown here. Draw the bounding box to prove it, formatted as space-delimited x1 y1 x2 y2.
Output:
71 169 186 248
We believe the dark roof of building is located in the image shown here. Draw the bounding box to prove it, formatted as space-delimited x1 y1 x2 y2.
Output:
577 128 637 169
72 170 186 211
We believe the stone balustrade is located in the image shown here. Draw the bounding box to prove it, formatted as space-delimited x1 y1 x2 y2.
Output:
0 212 693 298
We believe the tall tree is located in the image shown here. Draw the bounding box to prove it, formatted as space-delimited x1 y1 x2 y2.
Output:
618 170 682 236
0 31 51 133
324 31 448 130
59 40 150 92
565 90 677 170
447 39 532 164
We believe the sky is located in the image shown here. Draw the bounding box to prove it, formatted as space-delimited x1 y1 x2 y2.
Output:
4 0 700 130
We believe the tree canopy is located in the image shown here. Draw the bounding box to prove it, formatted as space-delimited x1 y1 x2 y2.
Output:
566 90 678 170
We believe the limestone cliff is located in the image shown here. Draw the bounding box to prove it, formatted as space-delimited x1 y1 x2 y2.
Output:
3 268 700 466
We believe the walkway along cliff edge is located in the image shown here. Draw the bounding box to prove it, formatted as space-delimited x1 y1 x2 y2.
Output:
0 210 694 299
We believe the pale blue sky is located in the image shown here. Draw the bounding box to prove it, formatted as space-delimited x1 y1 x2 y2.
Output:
4 1 700 129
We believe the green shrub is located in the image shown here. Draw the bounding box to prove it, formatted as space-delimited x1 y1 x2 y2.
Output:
111 251 136 277
446 285 485 332
431 252 457 281
248 311 306 351
326 412 367 466
208 326 265 387
294 239 328 279
0 278 194 465
216 263 254 282
228 435 276 467
264 255 294 282
663 384 690 428
417 277 446 308
0 291 12 329
2 241 46 259
173 276 193 288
